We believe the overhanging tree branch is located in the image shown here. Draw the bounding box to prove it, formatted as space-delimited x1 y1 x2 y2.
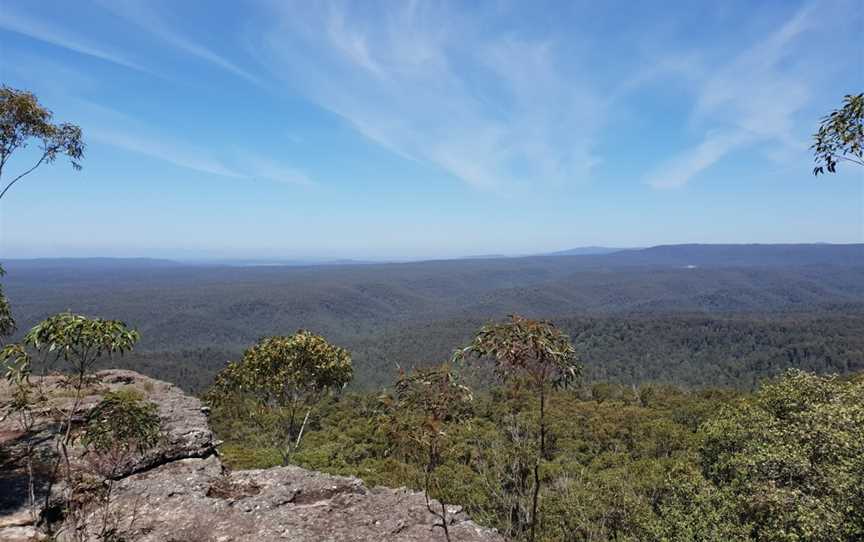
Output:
0 86 84 200
0 152 48 201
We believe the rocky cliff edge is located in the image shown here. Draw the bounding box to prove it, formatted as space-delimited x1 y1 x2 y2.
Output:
0 370 502 542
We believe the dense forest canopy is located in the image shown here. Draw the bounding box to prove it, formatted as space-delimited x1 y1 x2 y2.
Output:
3 244 862 391
210 353 864 541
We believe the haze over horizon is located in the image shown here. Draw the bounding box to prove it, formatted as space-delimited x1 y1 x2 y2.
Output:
0 0 862 260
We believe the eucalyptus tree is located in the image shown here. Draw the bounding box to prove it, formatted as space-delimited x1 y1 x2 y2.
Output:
0 87 84 340
2 311 139 526
455 315 581 542
1 86 84 368
24 312 140 414
21 313 139 510
207 330 353 464
0 265 13 343
701 370 864 541
812 93 863 175
0 343 39 518
0 85 84 200
391 363 473 541
79 390 162 539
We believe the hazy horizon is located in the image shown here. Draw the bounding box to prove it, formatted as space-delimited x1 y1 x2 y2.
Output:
1 241 861 264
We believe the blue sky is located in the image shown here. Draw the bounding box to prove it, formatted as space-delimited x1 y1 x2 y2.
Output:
0 0 861 260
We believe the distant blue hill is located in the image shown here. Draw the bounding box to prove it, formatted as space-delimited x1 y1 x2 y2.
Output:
596 243 864 267
547 246 628 256
2 243 861 271
0 257 183 271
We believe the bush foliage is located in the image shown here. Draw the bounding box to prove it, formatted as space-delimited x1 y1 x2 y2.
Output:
208 320 864 541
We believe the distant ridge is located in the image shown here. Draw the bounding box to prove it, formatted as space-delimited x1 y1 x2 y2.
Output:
597 243 864 267
2 244 861 270
0 257 182 271
187 258 382 267
547 246 627 256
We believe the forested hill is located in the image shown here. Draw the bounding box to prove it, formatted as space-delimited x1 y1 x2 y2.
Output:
592 243 864 266
4 242 862 272
2 243 863 390
1 257 183 270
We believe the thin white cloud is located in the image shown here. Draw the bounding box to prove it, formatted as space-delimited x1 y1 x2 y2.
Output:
79 102 243 178
92 128 246 178
646 131 750 189
645 4 818 189
251 1 603 190
3 51 101 94
0 8 153 75
693 5 813 141
91 127 316 187
96 0 265 86
325 6 384 77
78 101 311 184
234 150 316 186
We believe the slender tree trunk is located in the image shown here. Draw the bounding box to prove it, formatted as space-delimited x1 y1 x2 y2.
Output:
424 442 450 542
0 153 48 200
14 407 37 519
25 440 35 520
282 401 298 466
530 384 546 542
44 364 88 510
100 476 115 539
294 408 311 450
281 404 312 465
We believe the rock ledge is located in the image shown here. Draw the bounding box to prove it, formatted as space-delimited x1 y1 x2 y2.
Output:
0 370 502 542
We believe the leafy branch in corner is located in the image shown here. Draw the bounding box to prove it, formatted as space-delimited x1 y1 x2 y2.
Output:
812 93 864 175
0 85 84 200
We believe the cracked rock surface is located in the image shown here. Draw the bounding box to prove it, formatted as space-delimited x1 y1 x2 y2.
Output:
0 370 502 542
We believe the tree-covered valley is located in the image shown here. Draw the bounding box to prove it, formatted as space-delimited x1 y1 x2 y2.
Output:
3 245 862 391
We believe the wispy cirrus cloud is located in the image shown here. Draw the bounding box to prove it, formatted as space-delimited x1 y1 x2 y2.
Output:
79 102 245 178
234 150 316 186
80 101 313 185
646 4 818 189
92 128 246 179
5 0 853 196
95 127 316 187
95 0 265 86
645 131 751 189
0 7 153 75
249 1 604 190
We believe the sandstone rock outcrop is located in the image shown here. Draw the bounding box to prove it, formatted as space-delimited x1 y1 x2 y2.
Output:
0 370 502 541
